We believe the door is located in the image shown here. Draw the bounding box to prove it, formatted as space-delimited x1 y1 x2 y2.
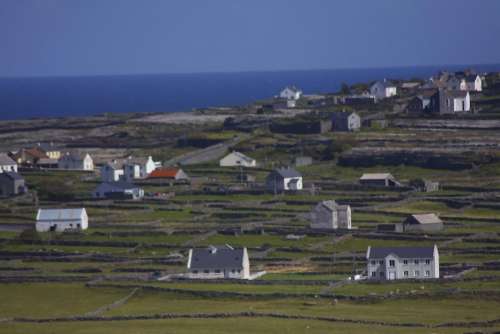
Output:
388 272 396 280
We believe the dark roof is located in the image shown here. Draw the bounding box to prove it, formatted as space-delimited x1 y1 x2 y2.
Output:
189 246 244 269
331 111 357 121
101 181 137 190
272 167 301 178
368 246 435 259
444 90 468 98
0 171 24 181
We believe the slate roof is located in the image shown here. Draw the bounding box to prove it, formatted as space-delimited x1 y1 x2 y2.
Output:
189 246 245 269
0 153 16 166
273 167 302 178
37 208 86 221
360 173 394 181
373 80 396 89
408 213 442 225
368 246 435 259
99 181 138 190
60 152 86 161
318 200 338 212
224 151 255 163
331 111 357 121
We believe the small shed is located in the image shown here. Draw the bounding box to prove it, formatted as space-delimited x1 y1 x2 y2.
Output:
403 213 443 232
266 167 303 192
220 151 257 168
359 173 400 187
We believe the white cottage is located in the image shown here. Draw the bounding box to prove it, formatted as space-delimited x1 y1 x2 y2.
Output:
35 208 88 232
0 153 18 173
439 90 471 114
219 151 256 168
58 152 94 171
460 75 482 92
279 86 303 100
123 156 160 182
370 80 397 99
187 245 250 279
310 200 352 230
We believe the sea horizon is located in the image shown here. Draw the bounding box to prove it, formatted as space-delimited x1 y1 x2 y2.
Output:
1 63 500 121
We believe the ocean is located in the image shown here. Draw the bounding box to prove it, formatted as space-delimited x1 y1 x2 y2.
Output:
1 64 499 120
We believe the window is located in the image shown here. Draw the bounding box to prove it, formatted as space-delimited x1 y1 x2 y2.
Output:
425 259 431 265
462 101 465 110
215 269 221 274
231 269 236 274
414 270 420 277
425 271 430 277
380 272 385 277
192 270 198 274
404 271 409 277
237 269 241 273
389 260 395 267
203 270 209 274
371 261 376 265
371 271 376 277
403 260 408 265
379 260 384 265
414 260 419 265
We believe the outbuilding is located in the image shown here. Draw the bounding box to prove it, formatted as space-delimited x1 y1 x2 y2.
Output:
36 208 88 232
93 181 144 200
310 200 352 230
403 213 443 232
266 167 303 192
219 151 256 167
359 173 400 187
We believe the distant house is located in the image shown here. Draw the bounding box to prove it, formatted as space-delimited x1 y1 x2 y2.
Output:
36 142 62 160
279 86 303 100
0 153 18 173
35 208 88 232
407 89 439 114
366 245 439 280
460 74 482 92
409 179 439 192
10 148 47 166
58 152 94 171
123 156 159 182
187 245 250 279
331 111 361 131
370 80 397 99
310 200 351 230
439 90 471 114
359 173 400 187
266 167 303 192
148 167 189 180
0 172 26 197
219 151 257 168
100 161 124 182
294 156 313 167
403 213 444 233
93 181 144 200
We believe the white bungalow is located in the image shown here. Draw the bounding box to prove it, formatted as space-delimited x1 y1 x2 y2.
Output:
187 245 250 279
35 208 88 232
219 151 256 168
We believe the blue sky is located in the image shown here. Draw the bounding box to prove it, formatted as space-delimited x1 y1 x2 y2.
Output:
1 0 500 77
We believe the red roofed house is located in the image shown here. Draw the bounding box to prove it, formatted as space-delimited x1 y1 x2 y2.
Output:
148 167 189 181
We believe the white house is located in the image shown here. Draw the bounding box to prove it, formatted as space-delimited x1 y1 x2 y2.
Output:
266 167 303 192
93 181 144 200
0 153 18 173
35 208 88 232
370 80 397 99
439 90 471 114
310 200 352 230
58 152 94 171
460 75 482 92
100 161 124 182
219 151 257 168
366 245 439 280
279 86 303 100
123 156 160 182
187 245 250 279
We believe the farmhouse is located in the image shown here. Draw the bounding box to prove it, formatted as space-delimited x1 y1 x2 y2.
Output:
0 172 26 197
406 89 439 114
459 74 482 92
35 208 88 232
279 86 303 100
148 167 189 180
187 245 250 279
219 151 256 167
403 213 444 232
36 142 62 160
359 173 401 187
266 167 303 192
93 181 144 200
331 111 361 131
9 148 47 166
58 152 94 171
0 153 18 173
100 161 124 182
370 80 397 99
439 90 471 114
366 245 439 280
310 200 352 230
123 156 159 181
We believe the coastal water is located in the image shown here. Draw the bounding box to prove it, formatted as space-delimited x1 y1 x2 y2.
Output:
1 64 499 120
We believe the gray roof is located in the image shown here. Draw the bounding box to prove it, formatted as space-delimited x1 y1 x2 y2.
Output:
319 200 338 212
0 171 24 181
368 246 435 259
444 90 468 98
0 153 16 166
37 208 87 221
373 80 396 89
97 181 138 191
360 173 394 181
331 111 357 121
408 213 442 225
273 167 302 178
224 151 255 163
189 246 244 269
